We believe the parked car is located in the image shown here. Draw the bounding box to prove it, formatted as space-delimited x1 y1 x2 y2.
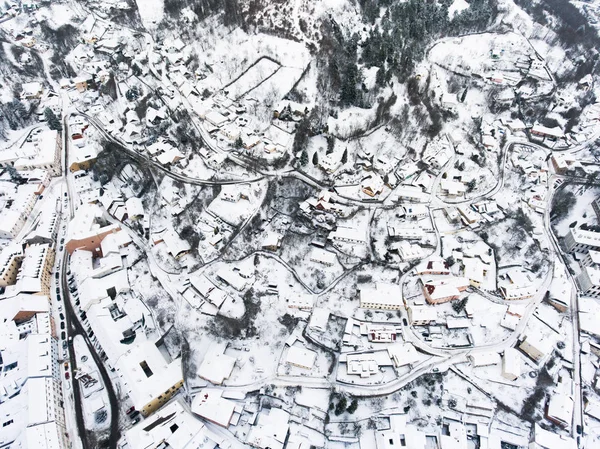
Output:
55 272 59 279
64 362 69 370
65 372 70 380
61 331 66 340
59 313 64 320
56 288 60 294
60 322 65 330
126 407 135 415
131 417 140 425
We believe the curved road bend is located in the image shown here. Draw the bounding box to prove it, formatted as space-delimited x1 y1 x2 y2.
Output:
62 117 121 449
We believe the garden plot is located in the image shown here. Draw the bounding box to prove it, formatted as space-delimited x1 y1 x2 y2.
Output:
225 58 280 100
245 66 305 103
429 32 542 82
206 180 268 227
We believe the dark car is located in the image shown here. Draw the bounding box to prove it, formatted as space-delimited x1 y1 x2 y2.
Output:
55 272 59 279
64 192 68 197
60 322 65 330
75 299 80 306
61 331 66 340
60 238 65 244
130 410 140 419
56 288 60 294
59 313 64 320
56 295 61 302
402 318 408 326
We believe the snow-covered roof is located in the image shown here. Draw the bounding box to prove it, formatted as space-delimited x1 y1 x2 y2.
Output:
127 399 215 449
246 407 290 449
191 389 236 428
115 340 183 411
286 346 317 369
197 343 236 385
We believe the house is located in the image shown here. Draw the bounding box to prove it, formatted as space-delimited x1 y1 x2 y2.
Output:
415 259 450 276
530 423 576 449
346 353 383 378
198 344 236 385
21 82 43 100
246 408 290 449
329 226 366 245
501 348 521 381
469 352 500 367
262 232 282 251
395 241 425 262
158 229 191 259
440 179 466 198
551 153 576 174
402 204 429 219
361 174 385 197
363 324 401 343
359 283 403 310
422 277 469 304
73 76 89 92
125 197 144 220
191 389 236 428
408 306 437 326
546 393 573 428
499 269 535 300
286 346 317 370
531 124 563 141
519 331 555 364
216 268 247 291
375 415 427 449
309 248 337 266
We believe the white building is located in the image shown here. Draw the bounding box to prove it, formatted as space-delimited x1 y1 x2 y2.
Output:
359 283 403 310
246 408 290 449
408 306 437 326
127 398 218 448
191 389 236 428
564 228 600 253
286 346 317 370
576 266 600 298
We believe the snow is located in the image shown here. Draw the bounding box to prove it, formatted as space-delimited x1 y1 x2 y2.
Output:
134 0 164 29
448 0 470 17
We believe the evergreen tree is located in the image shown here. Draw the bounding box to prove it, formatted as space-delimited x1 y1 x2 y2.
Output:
312 151 319 166
44 108 62 132
347 399 358 414
334 397 347 416
341 148 348 164
299 149 308 166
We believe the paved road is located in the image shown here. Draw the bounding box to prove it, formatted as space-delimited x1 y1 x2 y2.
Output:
61 116 121 449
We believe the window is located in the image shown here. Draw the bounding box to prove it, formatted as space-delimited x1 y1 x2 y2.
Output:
139 361 153 377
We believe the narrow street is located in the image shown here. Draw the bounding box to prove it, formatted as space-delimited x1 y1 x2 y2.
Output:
60 115 121 449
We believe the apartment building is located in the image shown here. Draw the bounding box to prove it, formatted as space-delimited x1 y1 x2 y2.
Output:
0 243 24 286
14 244 56 296
564 228 600 253
0 184 38 239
